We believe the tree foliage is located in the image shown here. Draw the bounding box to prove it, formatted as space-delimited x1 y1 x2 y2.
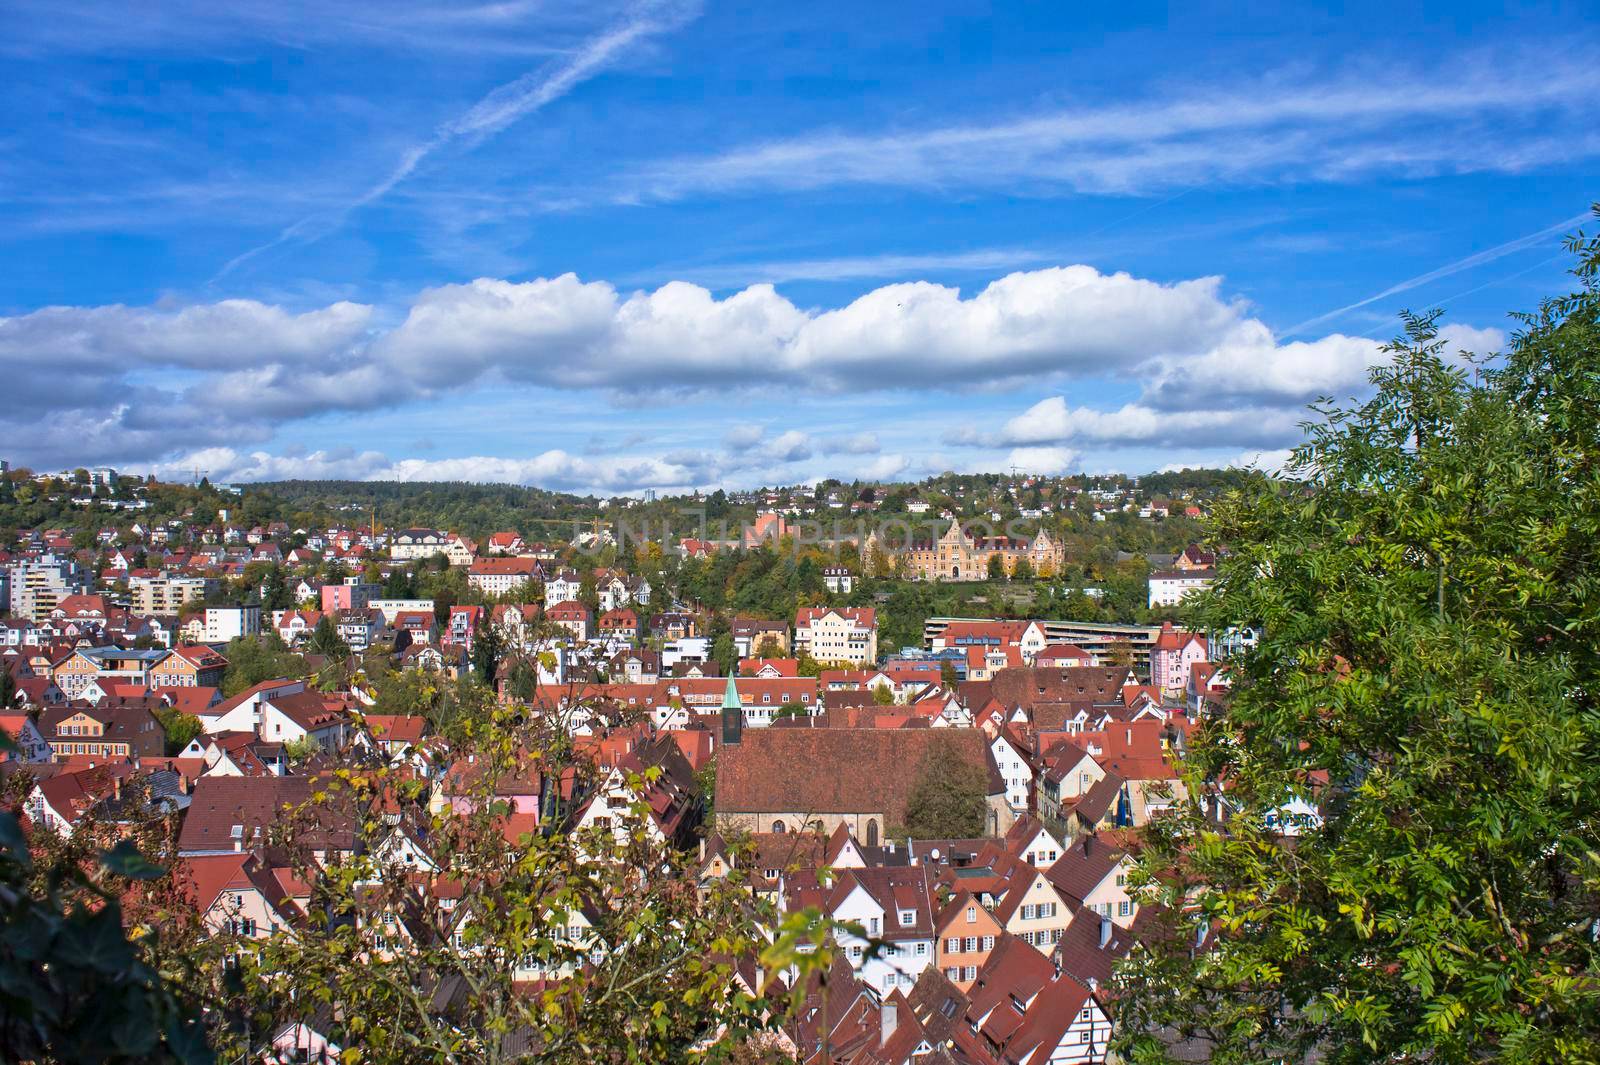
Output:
219 634 307 696
902 736 990 840
1117 217 1600 1065
0 730 211 1064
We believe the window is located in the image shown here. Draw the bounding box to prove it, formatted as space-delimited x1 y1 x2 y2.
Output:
1080 1031 1092 1043
946 967 960 980
915 942 926 955
1021 904 1035 920
981 935 995 950
946 937 960 953
1118 900 1133 917
899 909 915 927
963 965 977 981
869 917 880 934
1115 874 1126 887
963 936 976 952
966 906 976 923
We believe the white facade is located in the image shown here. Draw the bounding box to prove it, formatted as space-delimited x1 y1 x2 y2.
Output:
205 605 262 643
1147 570 1214 608
991 732 1034 814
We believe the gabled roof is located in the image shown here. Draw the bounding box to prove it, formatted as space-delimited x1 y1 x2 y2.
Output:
1046 835 1129 906
716 728 1003 824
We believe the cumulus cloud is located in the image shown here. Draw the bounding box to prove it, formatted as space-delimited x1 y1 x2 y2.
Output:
0 260 1501 476
369 266 1242 395
762 429 813 463
1230 448 1296 475
998 397 1308 450
152 446 715 495
856 453 911 481
0 299 370 376
1004 446 1080 476
1437 323 1504 356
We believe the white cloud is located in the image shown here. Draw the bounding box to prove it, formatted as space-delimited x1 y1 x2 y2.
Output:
153 446 713 495
1230 448 1296 475
624 61 1600 203
377 265 1240 393
0 260 1508 474
1139 323 1384 410
762 430 813 463
1437 323 1504 356
1004 446 1080 476
0 299 371 376
822 432 881 455
998 397 1308 449
721 424 766 449
856 454 910 481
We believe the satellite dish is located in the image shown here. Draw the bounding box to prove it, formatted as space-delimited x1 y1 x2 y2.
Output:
930 848 941 861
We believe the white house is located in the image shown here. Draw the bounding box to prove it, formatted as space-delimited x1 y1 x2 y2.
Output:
991 730 1034 815
1147 568 1215 609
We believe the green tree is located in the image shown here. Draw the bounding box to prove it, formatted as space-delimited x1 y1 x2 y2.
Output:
1118 222 1600 1065
986 552 1004 580
469 621 503 681
0 667 15 709
1011 556 1034 581
871 682 895 706
153 708 203 755
220 634 306 696
902 735 990 839
281 734 321 762
939 659 959 690
305 615 349 660
0 734 212 1064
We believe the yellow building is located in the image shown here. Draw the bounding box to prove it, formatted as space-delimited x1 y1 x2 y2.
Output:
865 520 1063 581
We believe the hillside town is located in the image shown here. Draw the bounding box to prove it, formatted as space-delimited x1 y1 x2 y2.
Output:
0 469 1249 1063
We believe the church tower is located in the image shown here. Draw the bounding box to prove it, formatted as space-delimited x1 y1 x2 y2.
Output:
720 672 743 746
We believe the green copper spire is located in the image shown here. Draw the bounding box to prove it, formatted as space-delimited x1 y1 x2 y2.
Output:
720 671 742 746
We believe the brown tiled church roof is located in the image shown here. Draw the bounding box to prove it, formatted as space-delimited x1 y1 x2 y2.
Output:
715 728 1003 824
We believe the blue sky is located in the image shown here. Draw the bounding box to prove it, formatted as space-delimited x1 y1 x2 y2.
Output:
1 0 1595 494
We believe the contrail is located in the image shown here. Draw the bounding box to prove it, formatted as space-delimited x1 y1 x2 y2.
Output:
214 1 689 281
1283 210 1591 336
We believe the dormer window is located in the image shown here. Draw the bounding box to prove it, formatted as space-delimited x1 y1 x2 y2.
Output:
899 909 915 926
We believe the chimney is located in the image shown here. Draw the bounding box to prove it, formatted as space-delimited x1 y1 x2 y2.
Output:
880 999 897 1047
1099 915 1112 948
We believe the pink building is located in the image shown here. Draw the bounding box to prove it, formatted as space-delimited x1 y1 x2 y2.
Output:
1151 622 1208 694
320 578 378 614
